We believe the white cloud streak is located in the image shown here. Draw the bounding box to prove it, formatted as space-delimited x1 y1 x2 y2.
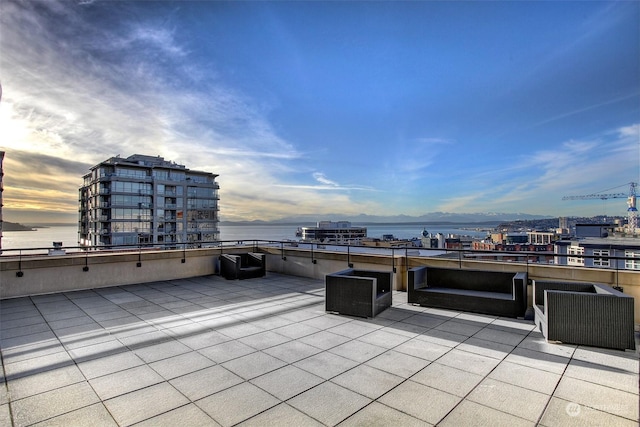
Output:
0 0 377 222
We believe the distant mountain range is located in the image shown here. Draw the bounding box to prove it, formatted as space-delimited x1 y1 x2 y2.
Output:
221 212 553 225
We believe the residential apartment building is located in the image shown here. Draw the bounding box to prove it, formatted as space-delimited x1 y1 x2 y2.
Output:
555 237 640 270
79 154 219 248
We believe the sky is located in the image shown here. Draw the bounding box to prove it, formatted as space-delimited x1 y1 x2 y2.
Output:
1 0 639 224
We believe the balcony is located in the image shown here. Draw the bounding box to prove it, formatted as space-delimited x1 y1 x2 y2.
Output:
0 244 638 425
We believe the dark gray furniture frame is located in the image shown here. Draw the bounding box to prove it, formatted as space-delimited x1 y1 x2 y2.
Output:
533 280 635 350
325 268 392 318
408 266 528 318
220 253 266 280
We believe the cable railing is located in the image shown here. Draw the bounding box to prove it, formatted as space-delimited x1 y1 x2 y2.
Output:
2 238 638 270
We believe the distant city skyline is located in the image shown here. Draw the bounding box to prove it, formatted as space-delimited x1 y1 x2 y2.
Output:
1 0 639 224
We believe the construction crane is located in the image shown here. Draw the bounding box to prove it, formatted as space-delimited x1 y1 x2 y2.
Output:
562 182 638 233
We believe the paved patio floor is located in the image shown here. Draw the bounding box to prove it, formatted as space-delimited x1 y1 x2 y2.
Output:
1 273 638 426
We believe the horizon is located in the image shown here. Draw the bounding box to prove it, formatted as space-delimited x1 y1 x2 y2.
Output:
3 213 624 229
1 1 639 224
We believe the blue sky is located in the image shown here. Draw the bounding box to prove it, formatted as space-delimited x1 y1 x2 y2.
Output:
1 0 639 223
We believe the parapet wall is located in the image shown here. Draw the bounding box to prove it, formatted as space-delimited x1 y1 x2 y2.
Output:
2 245 639 325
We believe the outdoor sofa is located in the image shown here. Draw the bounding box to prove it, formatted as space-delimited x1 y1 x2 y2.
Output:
220 253 266 280
325 268 392 318
533 280 635 350
408 266 528 318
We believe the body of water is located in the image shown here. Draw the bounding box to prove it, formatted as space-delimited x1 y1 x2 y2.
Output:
1 223 494 251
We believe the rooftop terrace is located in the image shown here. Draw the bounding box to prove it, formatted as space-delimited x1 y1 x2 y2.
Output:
1 272 638 426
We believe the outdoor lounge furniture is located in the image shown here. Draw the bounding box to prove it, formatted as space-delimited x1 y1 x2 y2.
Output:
533 280 635 350
220 253 266 280
408 266 528 318
325 268 392 318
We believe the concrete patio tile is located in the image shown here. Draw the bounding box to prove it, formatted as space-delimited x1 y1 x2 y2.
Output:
488 317 536 334
327 321 380 339
197 382 280 427
410 362 483 397
385 320 428 337
0 313 45 330
288 381 372 426
394 338 452 361
31 403 117 427
0 403 11 427
455 312 497 324
89 365 164 400
571 347 639 374
415 328 468 347
300 314 352 330
132 339 192 363
0 322 52 340
198 340 256 363
7 364 86 400
3 349 74 380
378 380 461 424
539 396 639 427
375 307 416 322
517 334 577 358
0 380 7 405
472 326 527 346
0 337 65 365
47 315 98 331
217 322 266 339
456 337 515 360
66 338 127 362
436 348 501 376
11 381 100 426
553 376 639 421
564 358 638 394
357 328 411 349
467 378 550 422
221 351 287 380
170 365 244 401
238 330 291 350
365 349 431 378
246 315 295 331
149 350 216 380
162 322 211 339
331 364 404 399
238 402 324 427
262 340 323 363
339 401 430 426
272 322 321 339
77 350 145 379
488 360 561 395
116 329 171 348
434 319 486 337
505 347 570 375
294 351 360 380
251 365 324 400
177 329 232 350
439 399 534 427
328 339 388 363
401 313 447 329
104 382 189 426
298 330 351 350
135 403 219 427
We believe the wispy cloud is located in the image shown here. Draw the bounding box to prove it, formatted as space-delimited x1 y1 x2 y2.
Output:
0 0 382 221
437 124 640 215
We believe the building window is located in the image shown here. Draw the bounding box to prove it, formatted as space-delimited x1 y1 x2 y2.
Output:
592 249 610 267
625 251 640 270
567 246 584 266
